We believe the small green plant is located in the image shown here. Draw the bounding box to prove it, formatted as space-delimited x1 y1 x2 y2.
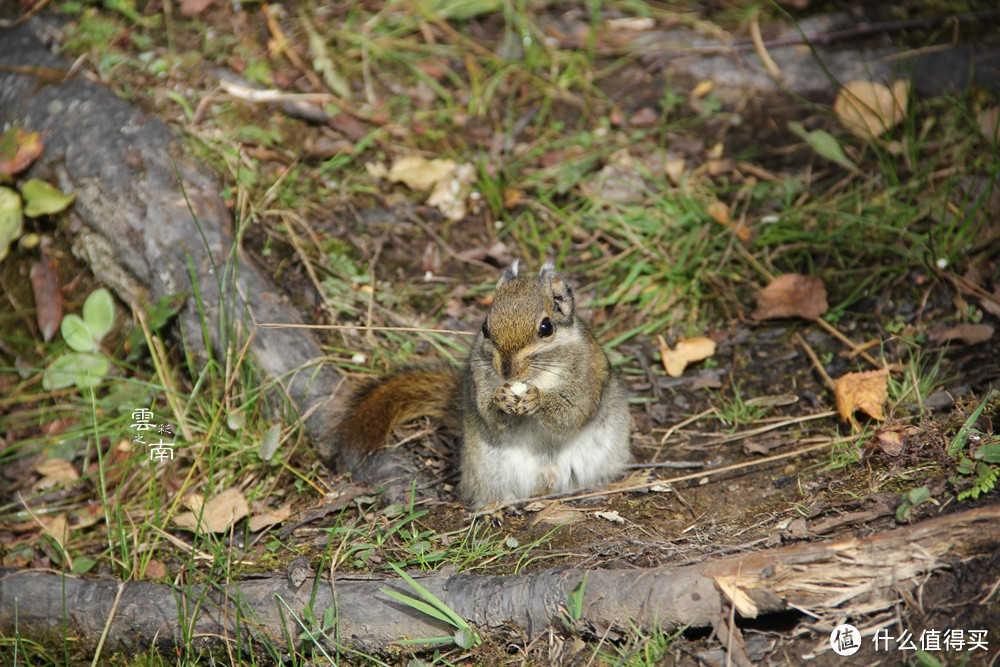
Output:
894 391 999 519
560 573 587 631
605 623 683 666
380 563 481 649
787 121 857 172
715 383 774 432
297 603 338 646
0 177 76 262
42 287 115 390
948 391 999 501
954 458 998 501
566 574 586 621
1 126 76 260
895 485 935 522
887 348 953 416
273 595 339 664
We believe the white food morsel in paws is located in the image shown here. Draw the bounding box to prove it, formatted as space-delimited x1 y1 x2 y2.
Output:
508 381 528 396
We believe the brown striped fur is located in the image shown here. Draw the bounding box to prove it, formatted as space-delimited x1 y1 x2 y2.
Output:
327 367 462 473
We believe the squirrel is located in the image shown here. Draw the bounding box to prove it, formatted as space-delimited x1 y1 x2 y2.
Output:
324 261 632 507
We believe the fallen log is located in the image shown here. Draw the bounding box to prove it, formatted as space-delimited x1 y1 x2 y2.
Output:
1 505 996 658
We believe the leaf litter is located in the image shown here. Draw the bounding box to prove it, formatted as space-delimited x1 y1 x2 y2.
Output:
752 274 829 321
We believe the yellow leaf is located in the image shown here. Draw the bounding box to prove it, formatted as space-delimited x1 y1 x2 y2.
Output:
34 458 79 482
174 487 249 533
248 503 293 533
664 154 686 185
833 80 909 139
706 200 730 225
834 368 889 423
33 458 80 491
41 513 69 551
528 502 585 527
388 156 456 190
691 79 714 99
659 335 717 377
427 163 476 221
364 161 388 179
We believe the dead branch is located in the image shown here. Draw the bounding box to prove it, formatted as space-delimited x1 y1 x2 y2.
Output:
0 506 996 658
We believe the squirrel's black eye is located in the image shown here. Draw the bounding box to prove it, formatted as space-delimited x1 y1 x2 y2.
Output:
538 317 553 338
481 321 490 339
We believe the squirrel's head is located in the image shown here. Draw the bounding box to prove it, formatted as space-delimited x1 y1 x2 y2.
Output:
477 262 578 381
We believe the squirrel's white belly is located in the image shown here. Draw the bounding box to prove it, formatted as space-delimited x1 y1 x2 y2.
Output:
488 412 629 500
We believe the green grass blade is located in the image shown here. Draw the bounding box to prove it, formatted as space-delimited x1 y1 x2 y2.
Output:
379 587 455 627
387 563 468 629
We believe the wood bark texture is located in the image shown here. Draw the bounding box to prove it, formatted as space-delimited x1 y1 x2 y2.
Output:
0 506 996 656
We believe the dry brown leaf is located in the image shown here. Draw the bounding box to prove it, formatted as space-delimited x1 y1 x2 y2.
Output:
248 503 293 533
982 288 1000 319
706 200 730 225
142 559 167 579
328 112 369 142
182 491 204 513
33 458 79 491
932 323 995 345
579 163 645 203
364 161 388 179
664 154 686 185
179 0 216 17
977 107 999 143
502 188 522 209
835 368 889 423
691 79 714 99
388 156 456 190
691 375 723 390
174 487 249 533
529 502 585 527
833 80 909 139
427 162 476 221
629 107 659 127
34 457 79 481
875 430 903 456
30 259 62 343
705 199 750 242
752 274 828 320
659 335 717 377
0 128 44 176
606 16 655 31
40 513 68 551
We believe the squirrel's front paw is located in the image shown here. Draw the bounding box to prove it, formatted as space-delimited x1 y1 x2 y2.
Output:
516 384 540 415
494 384 520 414
494 382 539 415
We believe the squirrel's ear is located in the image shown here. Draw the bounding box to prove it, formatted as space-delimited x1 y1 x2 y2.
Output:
497 260 520 287
540 263 574 318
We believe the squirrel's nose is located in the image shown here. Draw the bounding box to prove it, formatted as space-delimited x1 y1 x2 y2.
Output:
500 357 514 380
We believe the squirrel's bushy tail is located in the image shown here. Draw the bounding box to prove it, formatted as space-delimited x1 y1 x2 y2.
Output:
325 366 462 475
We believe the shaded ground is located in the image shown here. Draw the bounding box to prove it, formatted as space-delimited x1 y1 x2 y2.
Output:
1 1 999 665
